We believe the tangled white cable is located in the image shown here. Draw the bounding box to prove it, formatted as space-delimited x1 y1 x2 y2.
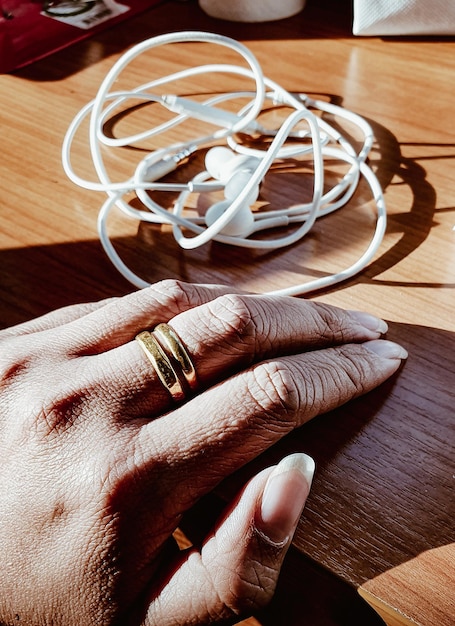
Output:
62 30 386 296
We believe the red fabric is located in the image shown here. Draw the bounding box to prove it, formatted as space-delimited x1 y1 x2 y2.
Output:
0 1 161 73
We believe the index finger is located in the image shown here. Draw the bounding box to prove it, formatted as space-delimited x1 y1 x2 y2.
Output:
67 281 238 352
4 280 236 352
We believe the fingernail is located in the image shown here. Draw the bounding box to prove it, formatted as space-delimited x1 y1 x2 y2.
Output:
364 339 408 360
259 453 315 544
349 310 388 335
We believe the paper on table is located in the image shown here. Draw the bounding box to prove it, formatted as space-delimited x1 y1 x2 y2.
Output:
353 0 455 36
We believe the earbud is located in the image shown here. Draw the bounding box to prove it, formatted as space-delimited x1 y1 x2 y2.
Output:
204 147 261 237
205 198 255 237
205 146 260 183
204 169 258 238
224 170 260 204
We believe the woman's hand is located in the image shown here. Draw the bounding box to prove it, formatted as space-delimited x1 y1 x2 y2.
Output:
0 280 407 625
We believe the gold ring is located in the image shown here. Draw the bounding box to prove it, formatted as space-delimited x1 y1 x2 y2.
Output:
135 331 185 402
153 323 198 392
135 324 198 401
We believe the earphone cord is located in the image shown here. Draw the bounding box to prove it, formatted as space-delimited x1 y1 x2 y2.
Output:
62 30 386 297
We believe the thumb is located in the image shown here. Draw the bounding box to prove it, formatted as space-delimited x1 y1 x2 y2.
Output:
144 453 315 625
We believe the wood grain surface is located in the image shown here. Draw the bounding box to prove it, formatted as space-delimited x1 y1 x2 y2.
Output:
1 0 454 624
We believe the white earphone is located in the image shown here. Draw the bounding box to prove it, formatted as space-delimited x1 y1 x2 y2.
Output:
62 30 386 296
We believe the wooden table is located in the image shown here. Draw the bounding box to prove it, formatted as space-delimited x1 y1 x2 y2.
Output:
1 1 454 624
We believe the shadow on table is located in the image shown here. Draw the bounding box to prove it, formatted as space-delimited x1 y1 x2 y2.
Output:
0 110 452 324
1 89 453 325
180 318 455 625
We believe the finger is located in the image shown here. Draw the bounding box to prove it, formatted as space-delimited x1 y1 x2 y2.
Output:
168 293 389 386
136 339 407 511
0 300 113 339
0 278 219 342
42 280 234 354
96 294 389 418
142 453 315 626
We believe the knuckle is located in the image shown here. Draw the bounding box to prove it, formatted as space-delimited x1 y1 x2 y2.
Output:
33 380 84 436
0 349 29 388
336 345 373 393
0 337 42 397
222 565 276 615
243 345 377 430
206 293 256 349
300 346 374 415
148 278 193 313
210 293 254 332
308 302 352 343
206 539 279 618
248 360 301 424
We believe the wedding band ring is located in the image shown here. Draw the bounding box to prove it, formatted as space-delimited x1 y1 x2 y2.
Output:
136 331 185 402
135 324 198 401
153 323 198 392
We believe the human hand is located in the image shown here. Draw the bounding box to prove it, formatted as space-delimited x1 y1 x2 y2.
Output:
0 280 407 625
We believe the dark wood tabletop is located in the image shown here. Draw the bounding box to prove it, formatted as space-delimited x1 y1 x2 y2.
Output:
1 1 454 624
